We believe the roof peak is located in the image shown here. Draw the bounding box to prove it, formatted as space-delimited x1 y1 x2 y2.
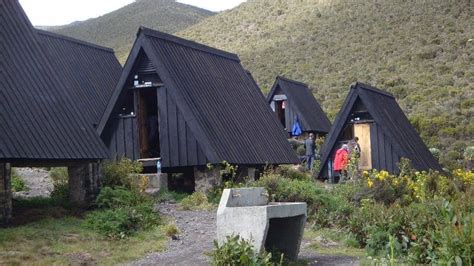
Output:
35 29 115 53
276 76 309 88
352 82 395 98
137 26 240 62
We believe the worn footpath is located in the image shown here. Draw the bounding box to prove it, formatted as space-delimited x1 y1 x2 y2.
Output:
131 203 359 266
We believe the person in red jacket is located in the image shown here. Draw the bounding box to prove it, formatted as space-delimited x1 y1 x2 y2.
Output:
333 144 349 182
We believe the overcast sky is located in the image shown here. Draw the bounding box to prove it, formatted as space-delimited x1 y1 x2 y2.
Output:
19 0 246 26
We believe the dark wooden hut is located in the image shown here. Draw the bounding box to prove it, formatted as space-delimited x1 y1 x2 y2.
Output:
318 82 442 179
0 0 121 224
266 76 331 137
97 27 299 182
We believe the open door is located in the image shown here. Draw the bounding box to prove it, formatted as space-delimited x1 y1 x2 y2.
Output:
138 88 160 159
354 123 372 170
275 100 286 128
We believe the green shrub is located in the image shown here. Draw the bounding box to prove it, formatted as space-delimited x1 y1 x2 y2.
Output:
164 223 181 238
464 146 474 160
83 187 160 238
275 165 310 180
179 192 214 211
429 147 441 161
288 138 302 150
255 172 324 205
11 169 28 192
96 186 146 208
102 159 143 189
49 167 68 184
309 164 473 263
156 189 189 203
208 235 273 266
49 167 69 201
296 145 306 156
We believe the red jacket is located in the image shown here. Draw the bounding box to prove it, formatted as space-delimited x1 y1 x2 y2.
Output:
333 148 349 171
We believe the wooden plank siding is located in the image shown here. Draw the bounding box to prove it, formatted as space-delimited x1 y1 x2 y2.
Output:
369 122 402 173
105 84 208 168
158 87 170 167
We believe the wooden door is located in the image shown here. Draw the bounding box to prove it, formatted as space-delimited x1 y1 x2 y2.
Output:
138 90 149 158
354 123 372 170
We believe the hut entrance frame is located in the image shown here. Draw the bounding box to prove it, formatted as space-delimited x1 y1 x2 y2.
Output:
275 100 287 128
131 52 164 160
354 123 372 170
137 88 160 159
333 97 374 172
270 93 288 129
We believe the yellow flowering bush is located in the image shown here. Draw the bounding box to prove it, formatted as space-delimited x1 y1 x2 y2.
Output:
362 167 473 204
453 169 474 185
323 161 473 264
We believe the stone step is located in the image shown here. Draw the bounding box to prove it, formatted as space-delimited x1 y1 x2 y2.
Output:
144 188 161 196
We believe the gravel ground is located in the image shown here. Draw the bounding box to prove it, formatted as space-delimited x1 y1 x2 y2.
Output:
13 168 53 198
130 203 215 266
130 203 359 266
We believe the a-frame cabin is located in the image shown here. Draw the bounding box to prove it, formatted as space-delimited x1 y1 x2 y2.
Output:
318 82 442 179
1 0 117 224
266 76 331 137
97 27 298 189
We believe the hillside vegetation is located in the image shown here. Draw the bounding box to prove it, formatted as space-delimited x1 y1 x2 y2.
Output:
54 0 214 62
179 0 473 167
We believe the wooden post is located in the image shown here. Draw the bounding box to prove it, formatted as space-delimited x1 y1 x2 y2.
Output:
0 163 12 225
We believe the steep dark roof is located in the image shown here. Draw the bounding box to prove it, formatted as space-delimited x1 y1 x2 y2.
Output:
267 76 331 133
36 29 122 125
319 82 442 174
99 27 299 165
0 0 108 160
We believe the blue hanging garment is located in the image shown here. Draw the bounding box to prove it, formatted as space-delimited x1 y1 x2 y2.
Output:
291 116 302 136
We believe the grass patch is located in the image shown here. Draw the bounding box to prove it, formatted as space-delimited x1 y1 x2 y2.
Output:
304 228 365 258
155 189 190 203
0 216 167 265
11 169 28 192
179 192 214 211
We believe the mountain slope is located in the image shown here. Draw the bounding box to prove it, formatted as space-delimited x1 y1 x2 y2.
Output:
53 0 214 62
179 0 473 167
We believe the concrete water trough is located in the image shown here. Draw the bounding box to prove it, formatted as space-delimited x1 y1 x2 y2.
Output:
217 187 307 260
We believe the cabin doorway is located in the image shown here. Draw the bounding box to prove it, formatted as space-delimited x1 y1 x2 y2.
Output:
353 123 372 170
138 88 160 159
275 100 286 128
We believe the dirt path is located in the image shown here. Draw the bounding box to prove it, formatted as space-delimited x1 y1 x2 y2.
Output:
131 203 359 265
131 203 215 266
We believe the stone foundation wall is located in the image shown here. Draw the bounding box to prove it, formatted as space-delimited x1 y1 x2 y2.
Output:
0 163 12 225
68 162 101 206
194 167 221 193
